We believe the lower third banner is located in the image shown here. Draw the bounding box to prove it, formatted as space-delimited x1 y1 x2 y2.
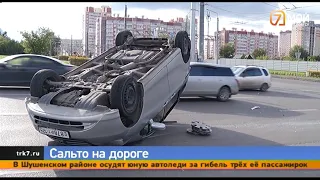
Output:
0 160 316 170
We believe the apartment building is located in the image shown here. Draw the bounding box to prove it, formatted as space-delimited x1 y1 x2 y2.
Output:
291 21 320 56
313 27 320 56
93 8 198 56
218 28 278 58
204 37 214 59
83 6 112 57
60 39 83 56
279 30 291 57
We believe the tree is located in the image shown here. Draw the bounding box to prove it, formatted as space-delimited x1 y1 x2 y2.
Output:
20 27 59 56
252 48 266 59
0 28 7 38
256 55 269 60
289 45 309 60
307 56 320 61
240 54 246 59
219 43 235 58
0 35 24 55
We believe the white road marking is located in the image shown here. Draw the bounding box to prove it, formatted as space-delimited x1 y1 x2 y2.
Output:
232 96 254 99
280 109 319 112
0 113 28 116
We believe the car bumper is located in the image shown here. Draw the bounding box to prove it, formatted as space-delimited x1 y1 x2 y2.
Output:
25 97 128 145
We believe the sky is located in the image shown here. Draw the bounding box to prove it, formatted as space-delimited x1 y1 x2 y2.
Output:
1 2 320 41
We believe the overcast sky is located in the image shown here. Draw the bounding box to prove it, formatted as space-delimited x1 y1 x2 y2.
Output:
1 2 320 41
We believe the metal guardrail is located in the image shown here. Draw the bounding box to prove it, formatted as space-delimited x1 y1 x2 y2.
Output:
205 58 320 72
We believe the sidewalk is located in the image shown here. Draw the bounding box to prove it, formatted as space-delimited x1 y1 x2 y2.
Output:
272 75 320 83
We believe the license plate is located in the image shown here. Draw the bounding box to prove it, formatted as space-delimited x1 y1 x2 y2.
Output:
38 127 70 139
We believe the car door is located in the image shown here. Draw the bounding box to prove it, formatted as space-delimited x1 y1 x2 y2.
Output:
214 67 235 93
29 56 64 76
251 68 264 89
0 56 34 86
184 65 205 95
201 66 221 95
240 68 263 89
238 68 256 89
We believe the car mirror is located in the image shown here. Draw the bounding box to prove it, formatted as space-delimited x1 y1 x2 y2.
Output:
241 73 246 77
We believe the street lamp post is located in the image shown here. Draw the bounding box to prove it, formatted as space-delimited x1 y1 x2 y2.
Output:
206 8 219 64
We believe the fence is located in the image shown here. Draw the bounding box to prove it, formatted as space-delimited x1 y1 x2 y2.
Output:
205 58 320 72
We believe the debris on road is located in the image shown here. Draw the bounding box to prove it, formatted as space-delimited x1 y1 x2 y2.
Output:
251 106 260 110
187 121 212 136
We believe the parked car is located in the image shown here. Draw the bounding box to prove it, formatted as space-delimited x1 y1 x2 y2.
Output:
25 30 191 145
0 54 74 86
231 65 271 91
181 62 239 102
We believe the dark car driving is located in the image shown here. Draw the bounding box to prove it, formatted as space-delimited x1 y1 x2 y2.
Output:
0 54 74 86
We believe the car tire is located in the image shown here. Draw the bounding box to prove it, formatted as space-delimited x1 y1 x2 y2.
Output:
174 31 191 63
30 69 61 98
217 86 231 102
260 83 269 92
115 30 133 46
110 75 143 127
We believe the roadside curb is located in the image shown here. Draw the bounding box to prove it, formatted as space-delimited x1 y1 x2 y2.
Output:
272 75 320 83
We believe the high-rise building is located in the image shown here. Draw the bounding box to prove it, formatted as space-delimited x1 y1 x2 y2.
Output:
313 27 320 56
218 28 278 58
204 37 214 59
290 21 320 56
279 30 291 57
83 6 112 57
92 7 198 57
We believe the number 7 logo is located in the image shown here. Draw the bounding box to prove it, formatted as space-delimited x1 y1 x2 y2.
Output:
270 10 286 26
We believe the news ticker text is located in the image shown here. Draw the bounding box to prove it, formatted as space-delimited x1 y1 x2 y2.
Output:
0 160 314 170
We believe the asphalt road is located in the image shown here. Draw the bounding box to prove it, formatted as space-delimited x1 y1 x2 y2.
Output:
1 78 320 177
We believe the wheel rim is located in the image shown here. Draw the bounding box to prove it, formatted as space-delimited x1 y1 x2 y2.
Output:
219 88 230 100
123 84 136 113
262 84 268 91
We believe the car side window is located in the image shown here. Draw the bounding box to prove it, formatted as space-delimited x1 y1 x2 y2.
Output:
6 57 32 67
189 66 204 76
202 66 216 76
30 57 59 67
242 68 262 77
214 67 235 76
262 69 269 76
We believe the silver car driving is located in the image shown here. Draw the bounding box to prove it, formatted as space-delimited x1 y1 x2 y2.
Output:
182 62 239 101
232 65 271 91
25 30 191 145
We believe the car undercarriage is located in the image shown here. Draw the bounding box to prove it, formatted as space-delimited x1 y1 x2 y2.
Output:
29 30 191 129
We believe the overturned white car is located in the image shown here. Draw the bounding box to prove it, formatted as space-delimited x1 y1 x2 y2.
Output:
25 30 191 145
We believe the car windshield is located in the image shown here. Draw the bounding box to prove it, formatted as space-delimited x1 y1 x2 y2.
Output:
231 67 244 75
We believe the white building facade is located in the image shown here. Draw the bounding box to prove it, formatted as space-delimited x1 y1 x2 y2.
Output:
279 30 291 57
218 28 279 58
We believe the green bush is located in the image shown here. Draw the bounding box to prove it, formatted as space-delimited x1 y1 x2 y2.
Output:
269 70 305 77
68 56 89 66
58 55 69 61
307 70 320 78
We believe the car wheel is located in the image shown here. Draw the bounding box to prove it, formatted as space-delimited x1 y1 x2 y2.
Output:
30 69 61 98
174 31 191 63
115 30 133 46
260 83 269 92
217 86 231 102
110 75 143 127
